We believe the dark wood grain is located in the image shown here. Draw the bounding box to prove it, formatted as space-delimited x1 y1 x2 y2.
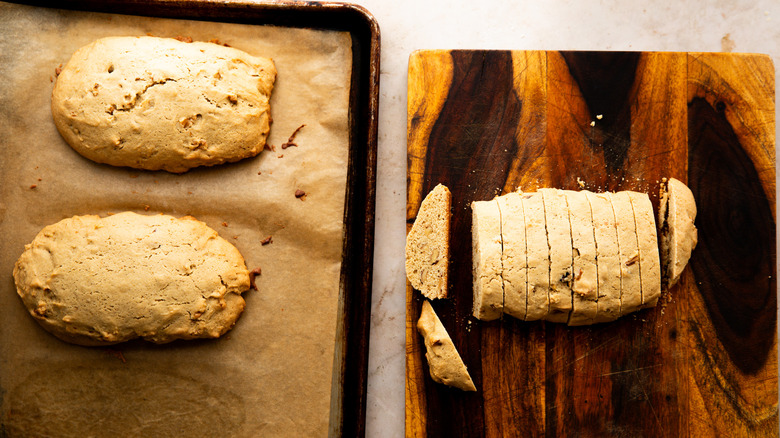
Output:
407 50 777 437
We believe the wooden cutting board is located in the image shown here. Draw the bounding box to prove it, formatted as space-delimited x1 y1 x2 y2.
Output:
406 50 777 437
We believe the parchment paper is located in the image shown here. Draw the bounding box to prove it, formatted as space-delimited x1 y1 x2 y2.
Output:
0 3 352 436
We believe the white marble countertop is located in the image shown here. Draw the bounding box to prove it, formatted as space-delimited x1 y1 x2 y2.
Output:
350 1 780 436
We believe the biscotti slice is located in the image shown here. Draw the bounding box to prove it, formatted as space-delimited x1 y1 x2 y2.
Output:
586 191 622 323
472 198 504 320
611 191 642 316
659 178 698 288
540 188 574 323
497 192 528 320
417 301 477 392
406 184 451 299
629 191 662 308
51 36 276 173
521 192 550 321
563 190 598 326
13 212 250 346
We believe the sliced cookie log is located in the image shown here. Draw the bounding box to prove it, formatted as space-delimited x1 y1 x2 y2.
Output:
472 198 504 320
659 177 698 288
497 191 528 320
562 190 598 326
629 191 662 308
540 188 574 323
520 192 550 321
610 191 642 316
417 300 477 392
406 184 451 299
586 191 622 323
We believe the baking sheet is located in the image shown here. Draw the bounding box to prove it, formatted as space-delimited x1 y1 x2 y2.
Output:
0 2 353 436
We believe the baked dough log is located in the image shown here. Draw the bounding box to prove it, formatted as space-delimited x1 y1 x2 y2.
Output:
564 190 599 326
406 184 451 299
497 192 528 320
471 198 504 320
521 192 550 321
13 212 250 346
629 191 661 308
659 177 698 287
540 188 574 323
51 36 276 173
586 191 622 323
610 191 643 316
417 300 477 392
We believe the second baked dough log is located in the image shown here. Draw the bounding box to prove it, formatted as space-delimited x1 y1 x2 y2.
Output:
51 36 276 173
13 212 250 346
471 198 504 320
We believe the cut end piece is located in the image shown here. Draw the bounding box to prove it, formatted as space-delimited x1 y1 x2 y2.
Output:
659 177 698 288
406 184 451 299
417 301 477 392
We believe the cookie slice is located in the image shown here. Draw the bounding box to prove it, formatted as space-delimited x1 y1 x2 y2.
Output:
540 188 574 323
521 192 550 321
629 191 661 308
564 190 598 326
611 191 642 316
586 191 622 323
659 177 698 288
406 184 451 299
472 198 504 320
417 301 477 392
497 192 528 320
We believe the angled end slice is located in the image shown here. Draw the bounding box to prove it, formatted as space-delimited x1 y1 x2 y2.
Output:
417 301 477 392
659 178 698 288
471 198 504 320
406 184 451 299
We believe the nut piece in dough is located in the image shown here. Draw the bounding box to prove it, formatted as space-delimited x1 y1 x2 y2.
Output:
51 36 276 173
406 184 451 299
659 177 698 288
13 212 250 346
417 301 477 392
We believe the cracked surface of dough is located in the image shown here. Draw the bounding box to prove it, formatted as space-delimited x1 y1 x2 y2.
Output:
12 211 250 346
51 36 276 173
